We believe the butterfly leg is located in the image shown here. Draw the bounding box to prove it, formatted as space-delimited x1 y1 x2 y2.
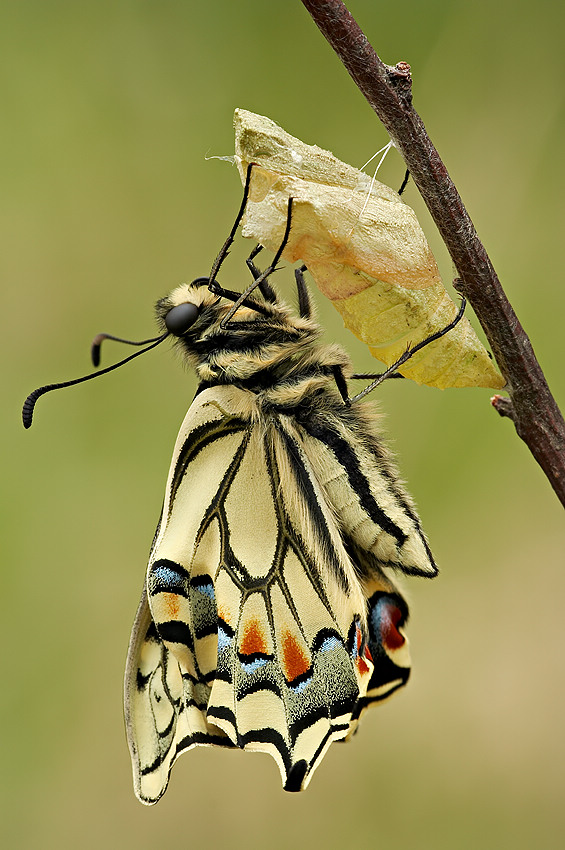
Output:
398 168 410 195
245 244 278 303
208 162 255 291
247 243 313 322
294 264 346 400
220 197 295 328
294 264 312 319
348 298 467 403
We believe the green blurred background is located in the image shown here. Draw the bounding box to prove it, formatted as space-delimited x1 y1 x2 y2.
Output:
3 1 565 847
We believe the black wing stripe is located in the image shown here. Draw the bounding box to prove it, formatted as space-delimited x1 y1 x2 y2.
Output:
169 418 248 511
362 434 436 567
274 423 351 595
157 620 194 648
237 678 283 700
299 418 407 545
176 732 235 751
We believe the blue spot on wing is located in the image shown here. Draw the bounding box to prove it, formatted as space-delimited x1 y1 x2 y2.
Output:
154 565 183 587
240 658 269 674
194 582 215 601
290 675 313 693
319 636 340 652
218 624 233 650
190 576 216 602
149 559 189 597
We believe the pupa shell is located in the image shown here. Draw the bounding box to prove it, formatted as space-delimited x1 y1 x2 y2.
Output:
234 108 504 390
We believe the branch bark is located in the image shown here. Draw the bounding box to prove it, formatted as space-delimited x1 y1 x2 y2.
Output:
300 0 565 506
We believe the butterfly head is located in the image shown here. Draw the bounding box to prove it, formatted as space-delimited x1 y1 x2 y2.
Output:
156 278 321 386
22 277 314 428
156 278 276 340
157 279 218 337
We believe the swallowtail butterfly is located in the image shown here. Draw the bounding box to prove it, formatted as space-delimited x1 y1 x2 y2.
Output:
23 165 463 804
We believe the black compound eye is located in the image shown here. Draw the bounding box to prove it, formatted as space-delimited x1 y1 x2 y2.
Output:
165 302 200 336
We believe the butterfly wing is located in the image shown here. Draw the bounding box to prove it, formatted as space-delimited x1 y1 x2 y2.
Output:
271 411 417 730
278 404 436 577
124 388 248 804
124 581 236 805
125 385 416 802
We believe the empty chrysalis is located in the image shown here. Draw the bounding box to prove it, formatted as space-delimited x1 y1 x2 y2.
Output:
233 108 504 391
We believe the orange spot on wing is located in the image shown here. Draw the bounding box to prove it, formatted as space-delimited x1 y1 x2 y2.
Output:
357 656 370 675
240 619 268 656
282 630 310 682
162 593 181 619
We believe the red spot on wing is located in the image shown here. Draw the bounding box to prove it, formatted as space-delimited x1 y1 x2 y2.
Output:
240 619 268 656
282 630 310 683
357 656 370 675
381 605 405 650
355 623 371 675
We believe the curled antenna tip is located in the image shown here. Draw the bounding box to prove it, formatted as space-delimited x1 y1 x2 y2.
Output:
22 387 45 429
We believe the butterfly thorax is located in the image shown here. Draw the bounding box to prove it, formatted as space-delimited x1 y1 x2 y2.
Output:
157 282 351 413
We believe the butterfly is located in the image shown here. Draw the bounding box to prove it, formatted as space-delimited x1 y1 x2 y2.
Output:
23 164 463 804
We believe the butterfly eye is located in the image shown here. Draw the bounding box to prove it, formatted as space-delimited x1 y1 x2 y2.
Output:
165 302 200 336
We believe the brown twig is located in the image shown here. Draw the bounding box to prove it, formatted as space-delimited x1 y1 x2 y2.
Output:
300 0 565 507
491 395 515 420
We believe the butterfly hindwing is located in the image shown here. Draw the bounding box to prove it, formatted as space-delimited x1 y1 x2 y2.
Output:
277 406 436 577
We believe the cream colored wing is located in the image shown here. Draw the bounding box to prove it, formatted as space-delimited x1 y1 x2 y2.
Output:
125 385 412 802
124 585 233 805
